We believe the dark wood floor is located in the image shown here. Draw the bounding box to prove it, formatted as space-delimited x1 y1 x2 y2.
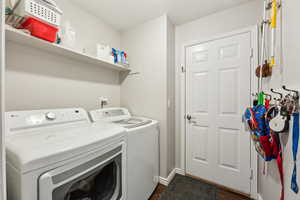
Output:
149 184 166 200
217 189 250 200
149 184 251 200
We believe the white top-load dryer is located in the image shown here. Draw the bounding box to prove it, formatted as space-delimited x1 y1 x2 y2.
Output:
89 108 159 200
5 108 127 200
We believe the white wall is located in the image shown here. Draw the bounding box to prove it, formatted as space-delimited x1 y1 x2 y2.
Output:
5 0 122 111
259 0 300 199
283 0 300 87
58 0 121 56
175 0 263 169
167 17 176 175
175 0 300 199
0 0 7 199
120 15 175 178
120 15 168 177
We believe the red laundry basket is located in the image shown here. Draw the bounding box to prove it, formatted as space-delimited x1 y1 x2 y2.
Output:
21 17 58 43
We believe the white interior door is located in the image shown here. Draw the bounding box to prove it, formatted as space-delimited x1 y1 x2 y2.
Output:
0 0 6 199
186 32 251 194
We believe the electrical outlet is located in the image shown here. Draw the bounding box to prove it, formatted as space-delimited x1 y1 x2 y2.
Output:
99 97 109 108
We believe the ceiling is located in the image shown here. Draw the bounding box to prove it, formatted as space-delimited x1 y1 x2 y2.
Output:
73 0 253 31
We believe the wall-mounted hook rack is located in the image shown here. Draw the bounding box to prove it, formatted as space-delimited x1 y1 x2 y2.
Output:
282 85 299 100
271 88 283 99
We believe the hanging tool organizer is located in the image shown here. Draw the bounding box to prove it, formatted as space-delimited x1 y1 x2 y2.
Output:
244 1 300 200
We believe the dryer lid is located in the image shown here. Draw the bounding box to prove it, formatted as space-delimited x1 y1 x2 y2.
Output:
6 123 125 173
5 108 126 173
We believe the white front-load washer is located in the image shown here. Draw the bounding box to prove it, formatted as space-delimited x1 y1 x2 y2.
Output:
5 108 127 200
89 108 159 200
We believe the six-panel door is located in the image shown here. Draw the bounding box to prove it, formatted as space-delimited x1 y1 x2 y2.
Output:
186 32 251 194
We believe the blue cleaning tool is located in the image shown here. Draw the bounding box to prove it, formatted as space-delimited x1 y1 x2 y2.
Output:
291 112 300 194
112 48 117 63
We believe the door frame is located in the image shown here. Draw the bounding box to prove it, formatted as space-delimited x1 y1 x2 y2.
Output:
177 26 259 199
0 0 6 199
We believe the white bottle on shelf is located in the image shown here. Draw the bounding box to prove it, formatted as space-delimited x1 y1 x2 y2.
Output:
61 21 76 49
97 44 110 61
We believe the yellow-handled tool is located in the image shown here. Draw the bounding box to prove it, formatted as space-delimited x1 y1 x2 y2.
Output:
270 0 277 67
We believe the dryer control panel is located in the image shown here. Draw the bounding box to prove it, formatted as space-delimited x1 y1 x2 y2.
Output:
6 108 90 135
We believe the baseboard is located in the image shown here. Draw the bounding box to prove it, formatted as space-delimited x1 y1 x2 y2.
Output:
158 176 169 186
159 168 176 186
257 194 263 200
175 168 185 175
159 168 185 186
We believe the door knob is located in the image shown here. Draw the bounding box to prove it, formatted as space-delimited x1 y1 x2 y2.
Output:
187 114 197 124
187 115 192 121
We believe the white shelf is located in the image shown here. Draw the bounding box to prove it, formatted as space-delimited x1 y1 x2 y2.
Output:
5 25 131 72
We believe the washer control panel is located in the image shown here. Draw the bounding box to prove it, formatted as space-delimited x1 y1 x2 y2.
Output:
89 108 131 122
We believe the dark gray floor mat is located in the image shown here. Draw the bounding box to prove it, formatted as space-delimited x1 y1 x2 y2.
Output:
160 175 217 200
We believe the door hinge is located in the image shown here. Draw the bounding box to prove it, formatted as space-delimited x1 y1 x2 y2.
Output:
181 65 186 73
250 169 254 180
250 48 254 58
